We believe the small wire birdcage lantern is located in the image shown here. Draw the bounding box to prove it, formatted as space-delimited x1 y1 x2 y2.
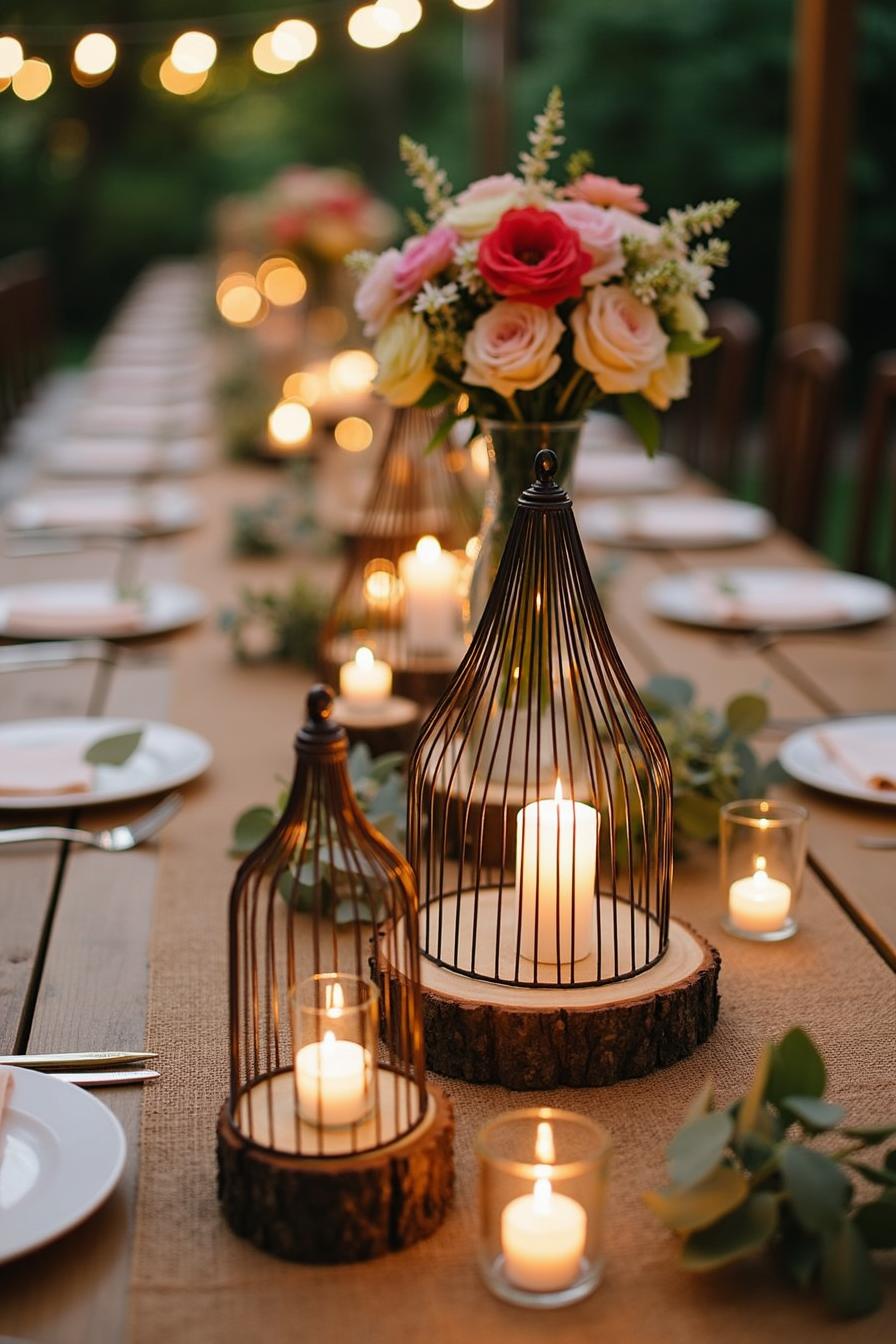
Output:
217 686 453 1263
319 406 480 701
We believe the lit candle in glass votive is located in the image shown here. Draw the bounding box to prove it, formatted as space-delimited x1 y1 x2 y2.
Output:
294 1030 372 1127
398 535 461 658
339 645 392 706
728 856 791 935
515 780 598 963
500 1121 587 1293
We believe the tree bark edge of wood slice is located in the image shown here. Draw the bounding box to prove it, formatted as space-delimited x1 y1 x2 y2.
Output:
216 1083 454 1263
384 918 720 1090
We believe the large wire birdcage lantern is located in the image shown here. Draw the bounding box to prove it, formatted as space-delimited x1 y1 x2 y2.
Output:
217 686 453 1262
319 406 480 700
408 450 674 994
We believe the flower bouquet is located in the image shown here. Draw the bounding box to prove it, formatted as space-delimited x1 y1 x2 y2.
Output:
349 88 737 456
266 165 398 265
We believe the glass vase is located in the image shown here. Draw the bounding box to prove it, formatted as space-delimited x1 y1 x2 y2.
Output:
469 420 583 626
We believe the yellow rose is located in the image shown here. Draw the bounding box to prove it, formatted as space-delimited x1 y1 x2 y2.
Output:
443 174 527 240
373 310 435 407
669 293 708 338
644 353 691 410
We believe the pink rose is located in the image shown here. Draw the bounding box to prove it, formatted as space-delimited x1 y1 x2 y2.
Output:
463 301 563 398
443 173 526 239
603 207 662 246
393 225 458 302
567 172 648 216
548 201 625 284
354 248 401 337
570 285 668 394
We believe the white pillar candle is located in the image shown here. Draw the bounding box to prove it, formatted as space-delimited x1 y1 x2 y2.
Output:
294 1030 372 1127
728 857 791 934
339 645 392 705
515 780 598 963
501 1177 587 1293
398 535 461 658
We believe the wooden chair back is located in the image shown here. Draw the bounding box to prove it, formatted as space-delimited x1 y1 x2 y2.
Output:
850 352 896 582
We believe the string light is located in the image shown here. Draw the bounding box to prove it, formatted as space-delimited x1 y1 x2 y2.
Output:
170 30 217 75
271 18 318 62
252 31 298 75
377 0 422 33
347 5 402 49
158 57 208 96
0 36 24 79
335 416 374 451
256 256 307 305
268 398 313 449
329 349 378 395
216 272 265 324
12 58 52 101
452 0 495 9
73 32 116 76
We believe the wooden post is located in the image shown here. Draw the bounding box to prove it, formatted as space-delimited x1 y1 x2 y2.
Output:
780 0 857 328
463 0 514 177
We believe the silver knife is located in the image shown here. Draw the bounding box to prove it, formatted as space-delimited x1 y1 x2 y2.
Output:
0 1050 157 1069
55 1069 159 1087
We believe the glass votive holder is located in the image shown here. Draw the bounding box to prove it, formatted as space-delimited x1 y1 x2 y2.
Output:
290 973 378 1129
476 1107 611 1309
720 799 808 942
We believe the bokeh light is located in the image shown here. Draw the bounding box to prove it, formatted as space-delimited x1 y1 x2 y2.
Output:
452 0 495 9
271 19 318 63
216 273 265 325
363 559 403 610
252 31 298 75
268 398 312 449
73 33 117 77
0 37 24 79
347 5 402 49
335 416 374 452
329 349 378 396
377 0 423 33
158 57 208 95
170 31 217 75
469 433 491 478
283 365 328 405
12 58 52 101
256 257 307 306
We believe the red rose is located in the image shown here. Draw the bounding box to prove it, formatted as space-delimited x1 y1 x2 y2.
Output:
477 207 592 308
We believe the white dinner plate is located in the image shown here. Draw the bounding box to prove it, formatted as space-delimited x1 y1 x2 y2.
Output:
0 717 213 809
0 1066 126 1264
579 410 641 453
5 484 201 536
779 715 896 808
578 497 773 549
45 437 209 478
573 450 684 496
646 568 896 632
73 402 212 438
0 581 207 640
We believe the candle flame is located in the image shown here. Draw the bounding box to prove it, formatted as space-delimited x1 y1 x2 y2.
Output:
324 983 345 1018
355 646 374 670
554 777 564 804
321 1029 337 1053
754 856 767 873
535 591 542 613
535 1120 556 1165
416 534 441 563
533 1176 553 1211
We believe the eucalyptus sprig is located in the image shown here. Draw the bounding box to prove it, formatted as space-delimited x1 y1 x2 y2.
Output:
219 577 327 668
645 1028 896 1319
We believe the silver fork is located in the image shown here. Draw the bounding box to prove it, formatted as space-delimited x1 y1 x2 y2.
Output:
0 792 183 851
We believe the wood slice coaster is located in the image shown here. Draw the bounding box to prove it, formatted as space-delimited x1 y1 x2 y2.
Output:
333 694 422 755
380 892 720 1090
217 1072 454 1263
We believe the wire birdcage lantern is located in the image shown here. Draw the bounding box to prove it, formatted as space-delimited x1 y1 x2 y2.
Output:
319 406 480 700
408 450 674 993
218 686 452 1262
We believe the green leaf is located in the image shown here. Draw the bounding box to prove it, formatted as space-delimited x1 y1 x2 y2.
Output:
734 1130 776 1173
643 674 694 709
782 1096 846 1133
618 392 661 457
853 1197 896 1250
767 1027 826 1106
680 1192 778 1271
846 1160 896 1188
645 1165 749 1232
725 693 768 738
779 1216 822 1289
684 1076 715 1123
820 1218 883 1318
231 805 276 855
780 1144 851 1236
84 728 143 767
416 381 453 409
667 1111 733 1188
425 410 459 454
736 1041 772 1139
667 331 721 357
674 793 721 842
838 1123 896 1144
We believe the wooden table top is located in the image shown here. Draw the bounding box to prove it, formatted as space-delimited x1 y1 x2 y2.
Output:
0 317 893 1341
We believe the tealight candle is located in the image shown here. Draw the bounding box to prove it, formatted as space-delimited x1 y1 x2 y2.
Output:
294 1029 372 1127
727 856 791 935
398 535 461 658
501 1177 588 1293
339 645 392 706
515 780 598 963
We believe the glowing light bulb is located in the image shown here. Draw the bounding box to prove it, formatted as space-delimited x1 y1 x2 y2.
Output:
0 36 25 79
158 57 208 95
452 0 494 9
268 399 312 449
347 5 402 48
329 349 378 396
170 31 217 75
376 0 422 33
252 31 297 75
12 58 52 101
271 19 318 62
73 32 116 76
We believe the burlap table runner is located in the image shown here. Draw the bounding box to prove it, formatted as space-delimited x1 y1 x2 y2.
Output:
129 465 895 1342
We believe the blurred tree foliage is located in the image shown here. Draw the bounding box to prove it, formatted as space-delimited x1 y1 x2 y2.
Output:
1 0 894 385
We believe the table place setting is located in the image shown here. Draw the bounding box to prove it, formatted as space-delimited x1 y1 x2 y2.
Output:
646 566 896 631
0 579 207 640
44 436 211 479
578 496 774 548
779 714 896 805
4 483 203 537
572 448 684 496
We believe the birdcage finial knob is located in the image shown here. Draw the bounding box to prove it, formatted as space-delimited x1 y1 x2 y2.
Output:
535 448 558 484
297 684 344 752
307 684 334 723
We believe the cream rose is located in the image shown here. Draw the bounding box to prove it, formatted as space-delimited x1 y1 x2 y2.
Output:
373 310 435 407
644 353 690 410
463 301 563 398
570 285 668 394
668 293 708 338
443 174 527 240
